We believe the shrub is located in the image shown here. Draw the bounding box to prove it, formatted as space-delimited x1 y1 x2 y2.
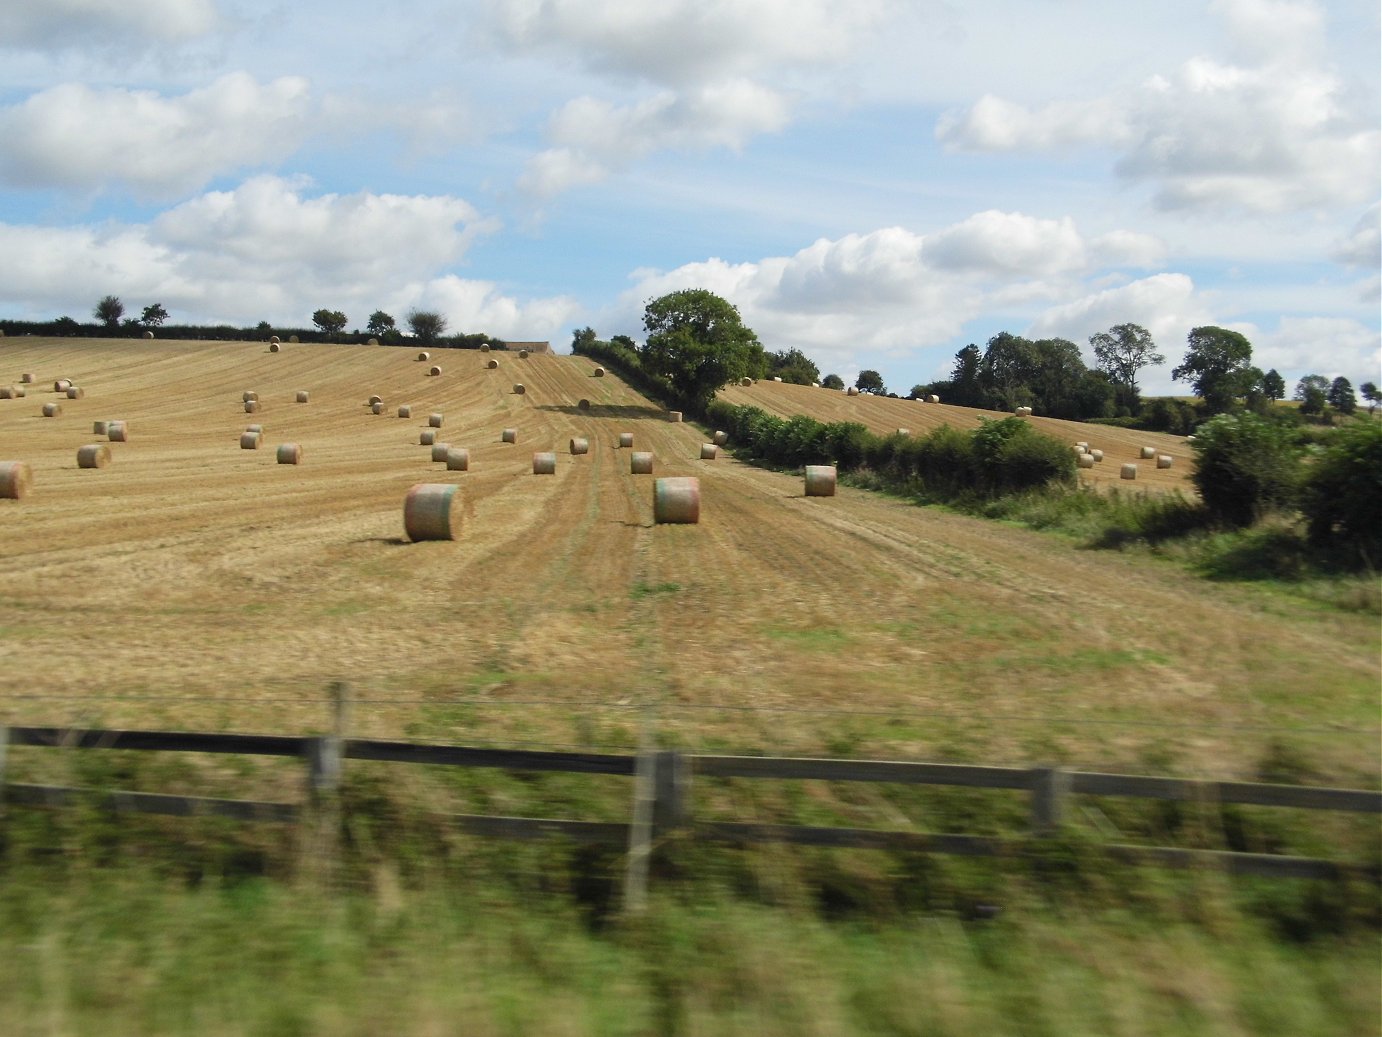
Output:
1298 419 1382 563
1191 413 1303 527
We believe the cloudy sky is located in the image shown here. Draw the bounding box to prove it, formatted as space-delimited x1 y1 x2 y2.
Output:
0 0 1377 395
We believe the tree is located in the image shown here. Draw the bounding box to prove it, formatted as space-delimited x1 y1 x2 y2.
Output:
406 310 448 345
1172 327 1254 414
1090 323 1164 414
1361 382 1380 415
1191 412 1302 527
978 332 1038 411
1327 376 1356 415
638 288 763 411
766 347 820 386
367 311 396 336
948 343 983 407
855 370 885 395
822 373 844 390
140 303 169 327
1294 374 1329 416
1028 337 1088 419
94 295 124 327
312 309 348 336
1261 368 1286 401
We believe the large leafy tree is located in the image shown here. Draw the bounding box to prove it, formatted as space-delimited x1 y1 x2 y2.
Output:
947 343 983 407
855 369 885 394
1090 323 1164 414
639 289 763 410
766 347 820 385
367 311 396 336
140 303 169 327
1028 337 1088 419
979 332 1038 411
312 308 348 336
1295 374 1329 416
1361 381 1380 415
407 310 448 345
94 295 124 327
1172 326 1254 414
1327 376 1356 415
822 373 845 390
1261 368 1286 401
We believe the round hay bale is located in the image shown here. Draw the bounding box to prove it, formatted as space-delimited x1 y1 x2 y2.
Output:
618 432 634 448
420 429 437 446
519 350 529 359
501 428 517 443
107 421 128 441
417 351 430 362
42 403 61 417
1074 442 1089 452
1157 454 1173 469
368 338 379 346
142 330 153 339
593 367 605 377
486 358 498 369
296 390 310 403
92 420 108 435
713 430 728 446
240 431 262 449
429 413 444 428
0 385 23 399
245 424 264 434
243 391 258 404
480 343 490 352
371 401 384 415
739 377 752 386
700 443 717 460
270 335 280 344
532 451 556 475
578 398 590 409
403 483 460 542
1090 449 1104 461
446 447 470 471
1139 446 1156 459
895 428 911 436
430 442 451 462
569 437 589 455
772 376 782 382
288 335 299 343
654 477 700 524
1077 452 1095 469
368 395 383 406
512 383 525 395
630 451 653 475
804 465 837 497
269 342 281 352
1121 463 1138 480
0 461 33 500
77 443 110 469
667 410 683 423
245 400 259 413
845 386 859 396
429 365 442 376
276 443 302 465
927 394 940 404
54 379 72 393
21 373 34 384
397 405 412 418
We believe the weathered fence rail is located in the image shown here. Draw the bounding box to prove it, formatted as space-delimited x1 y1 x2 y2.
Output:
2 721 1378 902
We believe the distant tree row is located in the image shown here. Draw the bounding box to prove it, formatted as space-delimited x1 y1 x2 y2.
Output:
93 295 169 329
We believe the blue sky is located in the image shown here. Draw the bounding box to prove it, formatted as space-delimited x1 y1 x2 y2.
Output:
0 0 1377 396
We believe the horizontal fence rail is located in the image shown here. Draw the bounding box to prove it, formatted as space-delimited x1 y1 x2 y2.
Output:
2 722 1378 901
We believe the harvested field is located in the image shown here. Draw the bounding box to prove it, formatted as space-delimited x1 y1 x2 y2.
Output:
0 339 1376 789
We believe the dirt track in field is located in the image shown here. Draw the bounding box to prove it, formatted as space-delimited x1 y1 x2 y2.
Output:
1 339 1376 783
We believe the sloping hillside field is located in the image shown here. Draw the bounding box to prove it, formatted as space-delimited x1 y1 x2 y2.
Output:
1 339 1377 788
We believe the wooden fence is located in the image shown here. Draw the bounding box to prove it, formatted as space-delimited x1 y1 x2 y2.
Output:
3 718 1378 910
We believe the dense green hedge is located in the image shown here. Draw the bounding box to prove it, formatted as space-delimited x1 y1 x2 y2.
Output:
705 400 1076 499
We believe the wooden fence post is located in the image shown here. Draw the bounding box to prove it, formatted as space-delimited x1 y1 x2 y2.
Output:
623 746 657 915
652 750 690 833
303 682 350 879
1030 766 1070 835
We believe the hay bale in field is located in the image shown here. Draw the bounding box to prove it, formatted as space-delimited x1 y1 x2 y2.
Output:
532 451 556 475
1 461 33 500
245 400 259 413
270 335 280 344
0 385 23 399
371 401 384 415
654 477 700 524
77 443 110 469
1077 452 1095 469
845 386 859 396
417 351 430 362
368 395 383 406
54 379 72 393
928 394 940 404
578 398 590 409
1016 406 1032 417
92 420 107 435
667 410 682 422
1121 463 1138 480
593 367 605 377
142 330 154 339
245 424 264 434
486 358 499 369
446 447 469 471
420 429 437 446
896 428 910 436
240 431 262 449
289 335 299 343
243 391 258 403
430 442 451 462
269 342 281 352
713 430 728 446
804 465 836 497
276 443 302 465
569 438 589 455
1157 454 1173 469
42 403 61 417
519 350 529 359
1090 449 1104 461
772 376 782 382
403 483 460 541
700 443 717 460
429 365 442 376
21 373 34 383
512 383 525 395
296 390 310 403
429 413 443 428
1140 446 1156 459
397 405 412 418
618 432 634 448
107 421 128 441
501 428 517 443
630 451 653 474
368 338 380 346
740 377 752 386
